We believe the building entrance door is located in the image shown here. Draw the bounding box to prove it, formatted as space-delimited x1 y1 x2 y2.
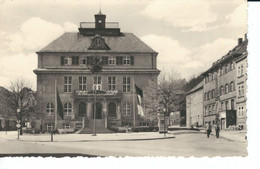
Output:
108 102 116 118
92 102 102 119
221 118 226 130
79 102 86 117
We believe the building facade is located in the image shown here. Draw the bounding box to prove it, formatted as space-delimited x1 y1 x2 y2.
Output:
201 36 247 129
34 12 160 132
186 81 204 127
235 52 247 130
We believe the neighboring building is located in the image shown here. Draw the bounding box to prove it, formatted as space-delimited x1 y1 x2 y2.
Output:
201 36 247 129
235 48 247 130
0 86 17 131
186 81 204 127
169 111 181 126
34 12 160 132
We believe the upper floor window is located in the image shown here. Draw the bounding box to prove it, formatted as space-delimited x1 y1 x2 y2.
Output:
238 84 245 97
122 102 131 116
221 102 224 110
220 86 224 95
123 77 131 92
123 56 130 65
108 76 116 91
204 92 207 101
225 84 229 93
230 82 234 92
80 57 86 65
61 56 79 65
238 67 241 77
226 64 229 73
231 62 235 70
212 89 215 98
93 76 102 90
208 91 211 100
241 65 244 76
108 56 116 65
64 76 72 93
79 76 87 91
46 102 54 115
64 102 72 115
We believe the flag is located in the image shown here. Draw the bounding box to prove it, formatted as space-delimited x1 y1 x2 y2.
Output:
56 88 64 120
135 84 144 116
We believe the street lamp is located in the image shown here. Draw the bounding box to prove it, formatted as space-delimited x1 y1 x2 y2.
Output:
163 108 166 138
87 56 103 136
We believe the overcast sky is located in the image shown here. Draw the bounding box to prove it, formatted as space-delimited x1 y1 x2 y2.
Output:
0 0 247 90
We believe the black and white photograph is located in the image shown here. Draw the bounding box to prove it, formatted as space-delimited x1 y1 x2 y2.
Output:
0 0 253 160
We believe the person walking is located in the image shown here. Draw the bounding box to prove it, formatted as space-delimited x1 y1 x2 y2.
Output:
205 121 212 138
215 123 220 138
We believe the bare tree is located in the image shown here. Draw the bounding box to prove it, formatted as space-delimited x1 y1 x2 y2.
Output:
143 70 186 121
7 79 37 135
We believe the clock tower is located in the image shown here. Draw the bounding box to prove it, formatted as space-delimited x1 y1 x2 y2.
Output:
95 10 106 29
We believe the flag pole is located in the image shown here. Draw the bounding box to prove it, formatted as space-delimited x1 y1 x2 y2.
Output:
133 78 135 127
55 80 58 130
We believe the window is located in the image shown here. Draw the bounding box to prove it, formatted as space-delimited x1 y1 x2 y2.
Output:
238 84 244 97
208 91 211 99
80 57 86 65
63 123 70 129
108 76 116 91
221 102 224 110
79 76 87 91
123 77 131 92
205 107 207 116
241 107 244 116
60 56 78 65
241 65 244 76
231 62 234 70
209 106 211 113
212 89 215 98
238 67 241 77
204 93 207 101
123 56 130 65
212 105 215 112
93 76 102 90
225 84 229 93
231 99 235 110
221 68 224 75
230 82 234 92
64 102 72 115
225 101 229 110
45 123 54 132
108 56 116 65
122 102 131 116
46 102 54 115
226 64 229 73
220 86 224 95
64 76 72 92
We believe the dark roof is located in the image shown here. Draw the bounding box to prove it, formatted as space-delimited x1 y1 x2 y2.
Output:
186 81 204 95
38 32 157 54
202 39 248 76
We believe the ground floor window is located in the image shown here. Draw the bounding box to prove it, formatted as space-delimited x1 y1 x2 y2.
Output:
122 102 131 116
63 123 70 129
45 123 54 132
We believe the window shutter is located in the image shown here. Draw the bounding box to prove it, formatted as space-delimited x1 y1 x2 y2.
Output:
130 56 134 65
61 56 65 65
116 56 123 65
102 56 108 65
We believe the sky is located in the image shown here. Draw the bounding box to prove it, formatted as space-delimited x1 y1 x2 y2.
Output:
0 0 247 90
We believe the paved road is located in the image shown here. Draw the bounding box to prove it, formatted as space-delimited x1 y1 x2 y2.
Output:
0 132 247 157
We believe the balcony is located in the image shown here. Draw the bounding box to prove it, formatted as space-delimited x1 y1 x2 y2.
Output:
79 22 119 29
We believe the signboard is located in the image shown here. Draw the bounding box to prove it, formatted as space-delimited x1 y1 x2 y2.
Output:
16 123 21 129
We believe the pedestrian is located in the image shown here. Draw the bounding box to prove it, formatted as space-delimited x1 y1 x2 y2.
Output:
205 121 212 138
215 123 220 138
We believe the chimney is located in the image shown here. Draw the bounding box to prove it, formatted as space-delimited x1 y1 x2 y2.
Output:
238 38 243 45
244 33 247 41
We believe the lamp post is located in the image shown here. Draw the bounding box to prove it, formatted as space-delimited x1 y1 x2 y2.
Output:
16 109 21 139
163 108 166 138
87 56 103 136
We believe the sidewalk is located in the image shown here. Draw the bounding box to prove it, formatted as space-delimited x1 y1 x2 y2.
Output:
204 129 247 143
0 131 175 142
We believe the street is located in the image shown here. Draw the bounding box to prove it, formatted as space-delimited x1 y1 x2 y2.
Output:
0 131 247 157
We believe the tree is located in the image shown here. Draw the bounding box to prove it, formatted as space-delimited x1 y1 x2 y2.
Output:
6 79 37 135
143 70 186 121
